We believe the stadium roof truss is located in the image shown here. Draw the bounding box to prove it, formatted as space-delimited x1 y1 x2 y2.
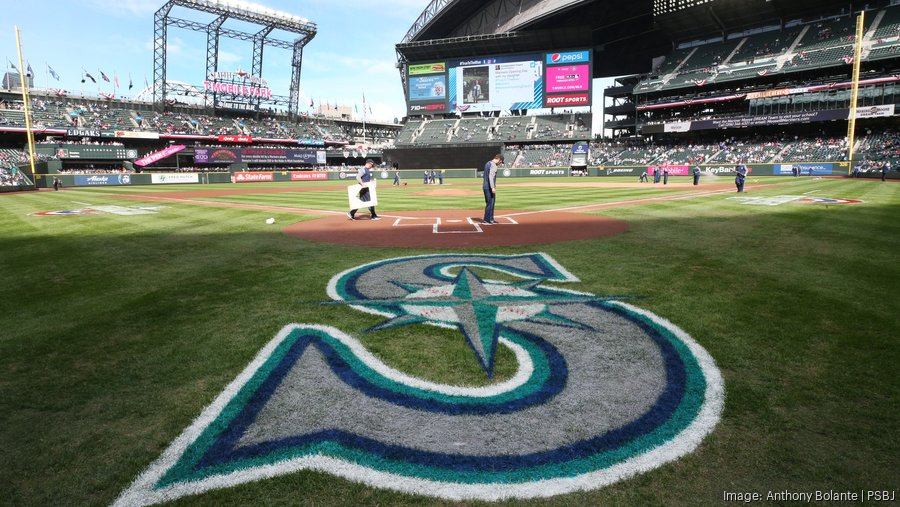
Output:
153 0 316 115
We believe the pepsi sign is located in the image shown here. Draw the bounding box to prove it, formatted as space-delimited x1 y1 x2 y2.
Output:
546 50 590 65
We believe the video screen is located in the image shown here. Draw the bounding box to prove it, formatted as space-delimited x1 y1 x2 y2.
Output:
406 49 591 115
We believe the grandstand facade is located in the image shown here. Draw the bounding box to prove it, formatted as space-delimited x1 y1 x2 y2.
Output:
390 0 898 177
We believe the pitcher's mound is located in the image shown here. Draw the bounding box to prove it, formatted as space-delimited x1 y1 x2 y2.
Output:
283 209 629 248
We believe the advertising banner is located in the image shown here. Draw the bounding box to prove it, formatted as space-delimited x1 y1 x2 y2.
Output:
545 51 591 65
645 109 871 134
855 104 895 119
134 145 186 167
114 130 160 140
545 93 590 106
774 164 833 175
66 128 102 138
546 65 590 93
74 174 133 186
203 81 272 99
195 148 321 165
527 168 568 176
664 121 692 133
298 138 325 146
409 63 446 75
217 135 252 143
648 165 690 176
233 172 274 183
602 166 644 176
409 75 447 101
150 173 199 184
291 171 328 181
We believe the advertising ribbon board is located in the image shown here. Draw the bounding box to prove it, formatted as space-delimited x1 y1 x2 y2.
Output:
151 173 199 184
195 148 321 165
291 171 329 181
134 145 186 167
233 172 274 183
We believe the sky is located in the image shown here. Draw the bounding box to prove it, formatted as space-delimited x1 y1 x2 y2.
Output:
2 0 612 133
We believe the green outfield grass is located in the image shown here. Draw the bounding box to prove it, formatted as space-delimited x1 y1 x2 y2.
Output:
1 176 898 506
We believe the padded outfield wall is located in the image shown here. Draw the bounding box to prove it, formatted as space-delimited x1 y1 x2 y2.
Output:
34 160 896 188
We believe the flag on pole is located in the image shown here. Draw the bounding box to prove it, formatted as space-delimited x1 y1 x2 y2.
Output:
8 60 18 72
114 73 119 89
26 63 34 78
83 70 96 83
48 64 59 81
144 75 149 89
100 70 110 82
309 98 314 108
128 74 133 90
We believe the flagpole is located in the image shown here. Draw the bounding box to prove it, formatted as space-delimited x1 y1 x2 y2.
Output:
846 10 865 174
14 26 36 180
44 62 49 92
362 91 367 145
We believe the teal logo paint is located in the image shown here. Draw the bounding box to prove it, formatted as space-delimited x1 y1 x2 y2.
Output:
114 253 723 506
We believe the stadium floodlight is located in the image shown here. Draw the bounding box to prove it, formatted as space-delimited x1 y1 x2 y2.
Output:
172 0 316 31
153 0 316 115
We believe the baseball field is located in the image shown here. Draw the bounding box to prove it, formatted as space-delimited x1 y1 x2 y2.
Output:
1 175 897 506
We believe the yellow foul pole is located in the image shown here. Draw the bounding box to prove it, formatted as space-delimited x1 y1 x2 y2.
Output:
846 11 865 174
14 25 37 179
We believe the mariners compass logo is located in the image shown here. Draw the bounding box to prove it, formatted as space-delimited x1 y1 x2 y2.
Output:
114 254 723 506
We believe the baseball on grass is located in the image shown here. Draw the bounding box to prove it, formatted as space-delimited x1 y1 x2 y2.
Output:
265 217 275 225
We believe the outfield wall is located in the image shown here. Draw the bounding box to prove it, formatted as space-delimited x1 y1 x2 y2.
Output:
33 161 885 188
32 167 599 188
598 162 850 177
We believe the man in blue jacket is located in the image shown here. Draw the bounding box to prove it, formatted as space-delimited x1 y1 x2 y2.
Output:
482 153 504 224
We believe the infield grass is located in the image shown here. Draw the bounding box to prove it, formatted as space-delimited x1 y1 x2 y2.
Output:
0 176 897 506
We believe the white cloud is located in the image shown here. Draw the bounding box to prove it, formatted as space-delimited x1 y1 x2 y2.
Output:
89 0 160 17
218 50 244 65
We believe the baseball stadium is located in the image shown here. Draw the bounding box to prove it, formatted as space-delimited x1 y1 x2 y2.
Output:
1 0 898 505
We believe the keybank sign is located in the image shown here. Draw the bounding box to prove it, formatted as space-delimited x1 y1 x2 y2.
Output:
547 51 590 65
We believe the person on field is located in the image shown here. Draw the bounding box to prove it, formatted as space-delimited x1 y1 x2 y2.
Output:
639 170 649 183
52 176 61 191
692 166 701 186
423 170 428 184
392 162 400 186
347 159 380 221
653 168 661 184
735 162 748 192
482 153 503 224
663 167 669 185
882 160 891 181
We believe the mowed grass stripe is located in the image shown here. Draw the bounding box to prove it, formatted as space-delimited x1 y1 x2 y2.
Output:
207 184 717 213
